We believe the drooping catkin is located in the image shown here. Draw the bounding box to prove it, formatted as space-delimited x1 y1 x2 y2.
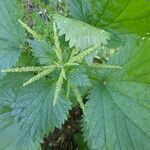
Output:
23 65 56 86
2 66 50 73
53 69 64 105
53 22 63 62
69 46 97 63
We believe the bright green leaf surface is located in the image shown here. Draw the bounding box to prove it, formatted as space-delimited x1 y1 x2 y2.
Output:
68 0 150 36
0 124 41 150
101 0 150 36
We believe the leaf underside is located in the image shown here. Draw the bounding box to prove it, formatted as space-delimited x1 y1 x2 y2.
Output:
53 14 110 50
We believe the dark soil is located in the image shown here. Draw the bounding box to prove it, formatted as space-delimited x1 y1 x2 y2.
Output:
41 106 83 150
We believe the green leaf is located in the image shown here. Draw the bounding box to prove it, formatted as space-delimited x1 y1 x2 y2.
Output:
0 0 26 78
125 39 150 84
84 85 150 150
68 0 150 36
0 74 41 150
53 14 110 50
68 67 91 87
12 80 71 142
67 0 92 23
0 73 32 110
28 40 55 65
100 0 150 36
16 51 39 67
74 133 89 150
83 38 150 149
0 124 41 150
0 109 41 150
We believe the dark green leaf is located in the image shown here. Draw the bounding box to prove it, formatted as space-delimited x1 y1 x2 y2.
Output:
28 40 55 65
68 67 91 87
12 80 71 142
68 0 150 36
0 74 41 150
0 0 26 78
67 0 92 23
83 38 150 149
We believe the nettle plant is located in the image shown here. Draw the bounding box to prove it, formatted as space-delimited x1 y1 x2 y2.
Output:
0 0 150 149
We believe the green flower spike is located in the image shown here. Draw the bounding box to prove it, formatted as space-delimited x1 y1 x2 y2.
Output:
1 21 120 110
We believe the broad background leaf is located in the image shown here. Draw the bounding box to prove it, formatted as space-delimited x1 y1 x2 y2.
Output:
68 0 150 36
67 0 92 23
83 37 150 150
